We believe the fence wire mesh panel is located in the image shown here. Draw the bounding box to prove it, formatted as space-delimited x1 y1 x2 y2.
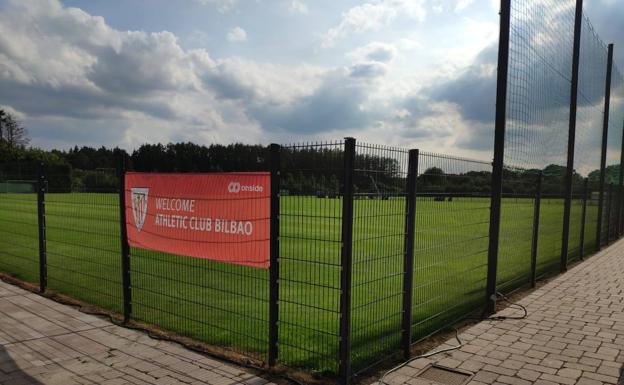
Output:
607 65 624 242
584 179 600 256
567 178 586 262
575 14 608 184
45 169 123 313
600 185 612 245
410 153 491 343
572 15 609 259
129 168 271 361
608 186 619 241
278 141 344 375
505 0 575 170
0 161 39 283
349 143 408 376
534 177 565 277
497 169 538 292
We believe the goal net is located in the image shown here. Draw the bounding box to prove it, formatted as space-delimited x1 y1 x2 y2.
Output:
0 180 37 193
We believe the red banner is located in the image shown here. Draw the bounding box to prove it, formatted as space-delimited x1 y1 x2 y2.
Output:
125 172 270 269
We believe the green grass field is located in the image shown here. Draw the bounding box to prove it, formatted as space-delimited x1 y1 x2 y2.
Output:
0 193 600 376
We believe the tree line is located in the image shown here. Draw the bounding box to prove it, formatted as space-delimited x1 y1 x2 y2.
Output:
0 142 269 191
0 109 621 195
1 140 621 195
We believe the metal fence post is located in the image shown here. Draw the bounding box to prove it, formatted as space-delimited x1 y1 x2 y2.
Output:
606 184 613 243
339 137 355 385
485 0 511 315
579 178 588 259
118 153 132 323
560 0 584 272
619 182 624 239
401 149 418 360
596 44 614 251
619 184 624 238
530 172 542 288
268 143 280 367
618 121 624 237
37 162 47 293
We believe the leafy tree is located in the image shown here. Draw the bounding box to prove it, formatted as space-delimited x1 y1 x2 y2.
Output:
0 110 5 140
421 167 445 186
0 110 29 148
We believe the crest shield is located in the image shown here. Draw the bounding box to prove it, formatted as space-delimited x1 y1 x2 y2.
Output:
131 188 149 231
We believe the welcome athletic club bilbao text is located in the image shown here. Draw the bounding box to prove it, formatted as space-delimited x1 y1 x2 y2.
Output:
153 196 257 236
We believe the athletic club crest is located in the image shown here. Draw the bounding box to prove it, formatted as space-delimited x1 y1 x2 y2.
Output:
131 188 149 231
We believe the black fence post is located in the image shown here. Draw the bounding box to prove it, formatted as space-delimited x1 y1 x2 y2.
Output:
401 149 418 360
560 0 584 273
485 0 511 314
618 120 624 237
268 143 280 367
579 178 588 260
37 162 47 293
619 184 624 238
596 44 614 251
118 153 132 323
619 182 624 239
606 184 613 243
339 137 355 385
609 185 614 242
530 172 542 288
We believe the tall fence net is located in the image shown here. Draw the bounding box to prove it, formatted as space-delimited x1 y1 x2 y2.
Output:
500 0 624 290
503 0 575 284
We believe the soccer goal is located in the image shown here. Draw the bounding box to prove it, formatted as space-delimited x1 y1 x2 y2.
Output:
0 180 37 193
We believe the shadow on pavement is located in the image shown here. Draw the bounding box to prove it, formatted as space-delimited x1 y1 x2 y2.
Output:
619 364 624 385
0 345 43 384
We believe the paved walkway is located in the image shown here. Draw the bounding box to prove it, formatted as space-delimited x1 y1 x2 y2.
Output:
381 239 624 385
3 240 624 385
0 281 273 385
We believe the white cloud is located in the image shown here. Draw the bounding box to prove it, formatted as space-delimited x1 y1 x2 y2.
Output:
289 0 309 14
347 42 398 64
431 0 444 13
397 38 422 51
3 0 576 161
0 0 329 148
186 30 211 48
0 105 25 120
227 27 247 42
455 0 475 12
427 0 475 13
0 0 495 155
192 0 237 13
321 0 427 48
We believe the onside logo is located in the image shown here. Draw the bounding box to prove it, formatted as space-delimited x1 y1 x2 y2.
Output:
227 181 264 194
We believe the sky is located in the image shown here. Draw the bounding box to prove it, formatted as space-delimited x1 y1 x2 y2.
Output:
0 0 623 161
